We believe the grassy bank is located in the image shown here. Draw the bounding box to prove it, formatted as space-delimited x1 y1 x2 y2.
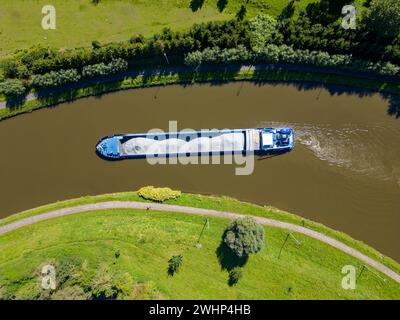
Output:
1 192 399 279
0 0 370 57
1 67 400 121
0 192 399 300
0 0 285 56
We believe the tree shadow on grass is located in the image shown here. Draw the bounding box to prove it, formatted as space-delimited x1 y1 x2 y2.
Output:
279 0 296 20
190 0 205 12
304 0 349 25
216 241 248 272
217 0 228 12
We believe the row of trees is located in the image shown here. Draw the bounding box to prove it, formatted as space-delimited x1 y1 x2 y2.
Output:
280 0 400 64
5 255 161 300
185 44 400 76
1 1 399 99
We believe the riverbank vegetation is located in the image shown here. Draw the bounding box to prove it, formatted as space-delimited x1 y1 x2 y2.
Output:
0 192 399 299
1 0 399 111
1 191 399 277
1 68 400 121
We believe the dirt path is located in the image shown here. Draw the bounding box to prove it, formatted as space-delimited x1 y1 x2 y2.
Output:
0 200 399 283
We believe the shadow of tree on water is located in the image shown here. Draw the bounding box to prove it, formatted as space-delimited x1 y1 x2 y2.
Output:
5 95 27 109
386 95 400 118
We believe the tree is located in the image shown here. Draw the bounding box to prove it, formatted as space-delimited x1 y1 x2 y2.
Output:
91 265 117 299
363 0 400 38
249 14 280 52
167 255 183 276
0 79 26 98
2 60 19 78
228 267 243 286
51 285 88 300
223 217 264 258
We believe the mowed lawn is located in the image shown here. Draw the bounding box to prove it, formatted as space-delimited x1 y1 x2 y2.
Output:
0 208 399 299
0 0 324 56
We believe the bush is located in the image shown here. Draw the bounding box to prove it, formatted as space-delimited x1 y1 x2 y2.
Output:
55 258 82 287
184 50 203 66
31 69 81 88
82 58 128 78
91 264 133 300
2 60 19 78
130 282 163 299
130 34 145 44
137 186 181 202
185 45 250 65
51 285 88 300
228 267 243 286
0 79 26 97
249 14 281 52
223 217 265 258
363 0 400 39
167 255 183 276
185 44 400 76
13 282 43 300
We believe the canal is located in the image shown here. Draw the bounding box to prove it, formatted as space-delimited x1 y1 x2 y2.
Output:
0 82 399 260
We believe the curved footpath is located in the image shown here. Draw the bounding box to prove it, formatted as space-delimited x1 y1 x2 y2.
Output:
2 63 400 110
0 200 399 284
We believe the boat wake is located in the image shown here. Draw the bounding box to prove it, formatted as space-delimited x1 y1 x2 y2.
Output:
257 121 400 185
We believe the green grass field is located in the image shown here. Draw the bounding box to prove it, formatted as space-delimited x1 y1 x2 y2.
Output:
1 0 366 56
0 192 399 299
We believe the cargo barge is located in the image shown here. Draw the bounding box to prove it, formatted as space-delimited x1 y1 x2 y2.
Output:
96 128 294 160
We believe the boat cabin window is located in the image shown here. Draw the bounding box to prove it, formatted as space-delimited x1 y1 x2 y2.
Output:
261 132 274 148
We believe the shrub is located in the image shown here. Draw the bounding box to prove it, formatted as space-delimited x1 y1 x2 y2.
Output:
184 50 203 66
363 0 400 39
130 282 163 299
91 264 117 300
17 65 30 79
185 45 250 65
0 79 26 97
55 258 82 287
91 264 133 300
2 60 19 78
31 69 81 88
167 255 183 276
249 14 281 52
137 186 181 202
185 45 400 76
228 267 243 286
130 34 145 44
82 59 128 78
223 217 265 258
13 282 43 300
51 285 88 300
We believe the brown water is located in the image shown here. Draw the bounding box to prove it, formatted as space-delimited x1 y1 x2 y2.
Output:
0 82 399 260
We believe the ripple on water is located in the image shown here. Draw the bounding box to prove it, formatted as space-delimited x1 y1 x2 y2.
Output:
257 121 400 185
